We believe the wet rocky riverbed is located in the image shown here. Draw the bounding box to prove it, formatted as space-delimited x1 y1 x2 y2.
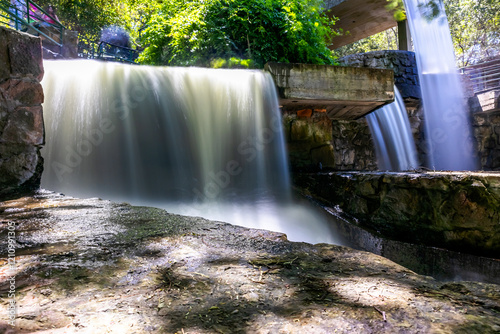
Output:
1 190 500 333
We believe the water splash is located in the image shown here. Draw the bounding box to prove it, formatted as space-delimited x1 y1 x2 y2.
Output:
366 86 418 171
404 0 478 170
41 60 339 244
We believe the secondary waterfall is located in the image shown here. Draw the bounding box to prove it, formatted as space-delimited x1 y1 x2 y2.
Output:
41 60 339 244
404 0 477 170
366 86 418 171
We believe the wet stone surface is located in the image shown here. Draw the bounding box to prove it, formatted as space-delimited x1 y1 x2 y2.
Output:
1 190 500 333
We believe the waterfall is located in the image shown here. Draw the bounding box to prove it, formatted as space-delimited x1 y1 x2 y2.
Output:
366 86 418 171
41 60 339 244
404 0 477 170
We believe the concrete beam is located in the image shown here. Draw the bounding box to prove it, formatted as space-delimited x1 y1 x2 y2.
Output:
324 0 398 49
265 62 394 120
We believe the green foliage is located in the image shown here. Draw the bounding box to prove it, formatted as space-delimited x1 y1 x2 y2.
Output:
24 0 498 69
445 0 500 67
210 57 255 69
332 27 398 59
333 0 499 67
385 0 406 21
137 0 338 67
33 0 125 45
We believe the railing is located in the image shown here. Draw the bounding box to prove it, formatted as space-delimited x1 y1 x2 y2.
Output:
460 58 500 95
0 0 65 53
96 41 139 64
77 41 139 64
2 2 140 63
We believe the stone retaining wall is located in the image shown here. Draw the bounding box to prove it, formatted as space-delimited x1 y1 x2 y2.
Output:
282 109 378 171
295 171 500 258
0 27 44 200
473 110 500 170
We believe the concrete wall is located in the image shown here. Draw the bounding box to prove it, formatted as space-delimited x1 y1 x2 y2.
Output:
324 0 397 49
265 62 395 120
0 27 45 200
266 59 396 172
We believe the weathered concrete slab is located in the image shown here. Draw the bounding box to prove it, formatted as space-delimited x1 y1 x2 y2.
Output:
265 62 394 120
477 89 500 112
338 51 422 108
324 0 398 49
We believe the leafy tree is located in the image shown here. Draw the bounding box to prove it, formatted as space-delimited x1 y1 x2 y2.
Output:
332 27 398 59
385 0 406 21
117 0 161 49
137 0 338 67
331 0 499 67
31 0 125 46
445 0 500 67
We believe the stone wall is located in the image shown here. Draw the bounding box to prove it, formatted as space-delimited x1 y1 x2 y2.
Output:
295 171 500 258
473 111 500 170
0 27 44 200
283 109 334 171
282 109 377 171
331 119 377 170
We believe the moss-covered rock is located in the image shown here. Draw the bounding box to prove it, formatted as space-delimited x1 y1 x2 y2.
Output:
295 171 500 258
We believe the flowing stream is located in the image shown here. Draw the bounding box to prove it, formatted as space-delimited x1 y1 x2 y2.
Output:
366 85 418 171
41 60 340 244
404 0 477 170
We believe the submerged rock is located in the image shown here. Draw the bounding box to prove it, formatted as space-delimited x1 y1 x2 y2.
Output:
0 190 499 333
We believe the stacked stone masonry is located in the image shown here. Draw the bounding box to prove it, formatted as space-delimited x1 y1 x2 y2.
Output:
282 108 378 172
473 111 500 170
0 26 44 199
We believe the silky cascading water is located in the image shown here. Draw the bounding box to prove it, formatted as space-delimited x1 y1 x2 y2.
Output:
41 60 338 244
404 0 478 170
366 86 418 171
